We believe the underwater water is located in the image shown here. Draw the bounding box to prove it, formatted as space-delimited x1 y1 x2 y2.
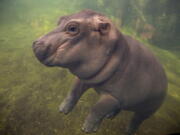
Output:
0 0 180 135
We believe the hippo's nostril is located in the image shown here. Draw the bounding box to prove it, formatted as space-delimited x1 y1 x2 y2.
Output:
33 40 38 45
33 41 37 45
33 40 44 46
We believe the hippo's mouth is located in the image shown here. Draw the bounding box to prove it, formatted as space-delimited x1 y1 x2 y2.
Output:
33 38 70 65
42 40 71 66
57 42 70 52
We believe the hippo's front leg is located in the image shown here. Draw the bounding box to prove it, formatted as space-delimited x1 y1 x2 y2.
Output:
82 94 120 133
59 78 89 114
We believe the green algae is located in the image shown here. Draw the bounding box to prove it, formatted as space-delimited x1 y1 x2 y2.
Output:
0 0 179 135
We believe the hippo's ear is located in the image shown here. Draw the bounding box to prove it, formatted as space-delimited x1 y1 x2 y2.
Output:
98 22 111 35
57 16 67 25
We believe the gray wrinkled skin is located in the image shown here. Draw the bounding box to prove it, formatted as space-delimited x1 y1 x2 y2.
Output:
32 10 167 135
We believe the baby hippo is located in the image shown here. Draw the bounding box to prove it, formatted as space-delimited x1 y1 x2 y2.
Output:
32 10 167 135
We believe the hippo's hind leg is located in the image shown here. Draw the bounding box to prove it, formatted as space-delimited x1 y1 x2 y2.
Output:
126 97 164 135
82 94 120 133
125 111 153 135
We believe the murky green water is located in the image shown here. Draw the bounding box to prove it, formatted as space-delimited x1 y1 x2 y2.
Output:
0 0 180 135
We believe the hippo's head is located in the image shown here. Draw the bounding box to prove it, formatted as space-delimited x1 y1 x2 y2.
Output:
32 10 121 79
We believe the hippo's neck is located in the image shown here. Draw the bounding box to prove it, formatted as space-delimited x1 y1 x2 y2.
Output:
80 35 130 85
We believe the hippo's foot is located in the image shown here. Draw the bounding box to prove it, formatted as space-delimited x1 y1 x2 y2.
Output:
81 119 101 133
106 109 121 119
59 97 74 114
105 112 116 119
124 130 138 135
125 122 138 135
124 130 133 135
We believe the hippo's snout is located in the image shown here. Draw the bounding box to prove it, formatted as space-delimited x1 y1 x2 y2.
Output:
32 40 52 63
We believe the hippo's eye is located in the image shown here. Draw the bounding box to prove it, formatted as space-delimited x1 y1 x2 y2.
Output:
66 22 79 35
